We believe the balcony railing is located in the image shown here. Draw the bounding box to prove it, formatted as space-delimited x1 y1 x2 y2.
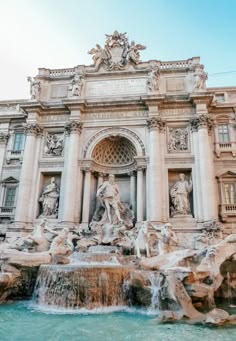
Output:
219 204 236 222
6 149 24 163
0 206 15 217
215 142 236 157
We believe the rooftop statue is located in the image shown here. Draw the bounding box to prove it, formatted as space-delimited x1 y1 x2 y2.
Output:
193 64 208 91
27 76 41 100
88 30 146 71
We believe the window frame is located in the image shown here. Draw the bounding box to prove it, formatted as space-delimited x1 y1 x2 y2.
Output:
218 124 230 143
13 132 24 151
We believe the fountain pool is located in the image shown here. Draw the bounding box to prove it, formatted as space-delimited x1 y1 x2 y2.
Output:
0 301 236 341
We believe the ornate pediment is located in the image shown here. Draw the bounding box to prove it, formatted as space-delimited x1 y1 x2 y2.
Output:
1 176 18 183
88 30 146 71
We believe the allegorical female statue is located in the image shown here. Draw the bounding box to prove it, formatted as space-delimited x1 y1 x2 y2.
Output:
170 173 193 217
39 177 60 218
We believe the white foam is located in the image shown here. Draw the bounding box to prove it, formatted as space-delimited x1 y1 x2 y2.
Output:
26 301 159 316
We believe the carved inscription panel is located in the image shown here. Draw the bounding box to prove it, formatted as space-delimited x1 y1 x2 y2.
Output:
85 78 147 98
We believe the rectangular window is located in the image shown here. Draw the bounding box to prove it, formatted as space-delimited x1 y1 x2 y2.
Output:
4 187 16 207
224 183 236 204
13 133 24 151
218 125 230 143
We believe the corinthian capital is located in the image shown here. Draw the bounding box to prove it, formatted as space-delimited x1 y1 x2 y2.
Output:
25 123 43 136
0 132 9 145
65 121 83 135
147 117 166 131
190 114 213 132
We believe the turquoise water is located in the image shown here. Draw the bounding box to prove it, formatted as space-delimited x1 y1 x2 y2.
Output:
0 302 236 341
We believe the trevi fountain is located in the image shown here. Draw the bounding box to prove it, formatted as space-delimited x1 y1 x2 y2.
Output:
0 31 236 340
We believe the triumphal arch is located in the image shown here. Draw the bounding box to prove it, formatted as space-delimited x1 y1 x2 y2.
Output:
1 30 236 241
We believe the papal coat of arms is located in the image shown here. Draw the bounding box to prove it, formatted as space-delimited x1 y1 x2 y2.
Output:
88 30 146 71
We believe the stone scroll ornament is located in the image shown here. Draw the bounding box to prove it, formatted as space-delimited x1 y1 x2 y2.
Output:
44 133 64 156
88 30 146 71
168 128 188 152
38 177 60 218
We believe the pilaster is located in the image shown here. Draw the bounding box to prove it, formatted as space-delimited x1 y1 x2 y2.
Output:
147 116 166 221
15 122 43 224
61 120 83 223
190 112 217 221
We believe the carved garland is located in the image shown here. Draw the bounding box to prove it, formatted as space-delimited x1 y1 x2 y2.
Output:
83 127 146 157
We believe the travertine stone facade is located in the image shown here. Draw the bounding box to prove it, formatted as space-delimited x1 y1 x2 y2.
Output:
1 31 236 236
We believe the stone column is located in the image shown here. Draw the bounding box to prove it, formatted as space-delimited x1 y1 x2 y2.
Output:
96 173 104 208
82 168 92 224
15 123 43 223
190 125 203 221
0 133 9 177
97 173 104 189
61 121 82 223
129 171 136 213
190 115 217 220
136 167 144 222
147 117 166 221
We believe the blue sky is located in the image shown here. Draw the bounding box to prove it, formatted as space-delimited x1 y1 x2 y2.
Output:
0 0 235 100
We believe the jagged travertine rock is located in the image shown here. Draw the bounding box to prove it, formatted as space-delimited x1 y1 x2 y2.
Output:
140 249 198 270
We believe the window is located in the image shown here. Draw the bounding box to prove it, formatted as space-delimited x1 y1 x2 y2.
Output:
224 183 236 204
4 187 16 207
13 132 24 151
218 124 230 143
215 94 225 103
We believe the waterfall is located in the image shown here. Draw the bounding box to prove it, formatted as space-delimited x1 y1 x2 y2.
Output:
227 272 233 307
147 272 160 311
33 264 131 309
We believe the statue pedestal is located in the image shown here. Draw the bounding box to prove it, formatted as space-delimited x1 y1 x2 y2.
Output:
169 216 197 230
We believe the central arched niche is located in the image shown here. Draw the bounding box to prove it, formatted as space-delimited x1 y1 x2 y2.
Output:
92 136 137 167
89 135 138 221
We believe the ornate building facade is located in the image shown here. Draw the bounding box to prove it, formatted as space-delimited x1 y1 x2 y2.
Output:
0 31 236 239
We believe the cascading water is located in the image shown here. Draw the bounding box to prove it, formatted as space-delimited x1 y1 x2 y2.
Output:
147 272 161 311
33 264 131 309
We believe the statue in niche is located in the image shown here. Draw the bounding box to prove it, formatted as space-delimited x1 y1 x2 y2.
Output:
44 133 64 156
90 174 134 229
170 173 193 217
27 76 40 100
96 174 123 225
158 223 178 255
39 177 60 218
147 66 160 92
193 66 208 91
70 71 85 97
168 128 188 152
